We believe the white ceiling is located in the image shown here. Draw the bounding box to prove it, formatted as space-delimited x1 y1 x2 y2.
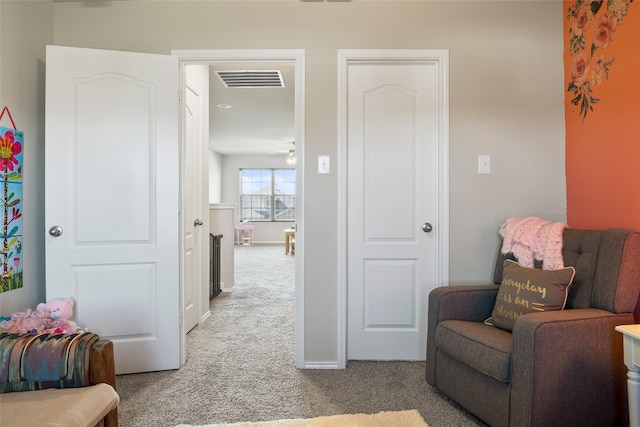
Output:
208 63 295 156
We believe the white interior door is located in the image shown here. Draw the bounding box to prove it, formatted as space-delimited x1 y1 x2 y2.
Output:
346 52 445 360
183 78 203 334
45 45 180 374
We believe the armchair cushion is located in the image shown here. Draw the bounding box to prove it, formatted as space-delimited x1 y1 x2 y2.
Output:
486 260 575 331
436 320 513 382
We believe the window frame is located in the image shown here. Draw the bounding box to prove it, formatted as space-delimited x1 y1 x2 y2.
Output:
239 168 295 222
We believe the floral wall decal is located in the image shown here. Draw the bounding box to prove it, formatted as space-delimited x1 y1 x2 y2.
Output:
566 0 634 121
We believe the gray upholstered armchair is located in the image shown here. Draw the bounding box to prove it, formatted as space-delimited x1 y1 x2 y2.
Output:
426 228 640 427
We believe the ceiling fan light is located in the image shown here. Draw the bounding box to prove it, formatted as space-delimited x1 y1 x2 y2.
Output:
286 149 296 165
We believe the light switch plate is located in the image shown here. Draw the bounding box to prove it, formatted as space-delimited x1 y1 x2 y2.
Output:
318 155 330 174
478 155 490 174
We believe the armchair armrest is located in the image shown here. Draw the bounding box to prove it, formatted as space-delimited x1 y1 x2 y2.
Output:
510 308 632 427
428 285 500 324
426 285 499 385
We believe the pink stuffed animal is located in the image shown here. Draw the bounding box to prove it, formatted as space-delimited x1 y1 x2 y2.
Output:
37 298 84 334
37 298 74 322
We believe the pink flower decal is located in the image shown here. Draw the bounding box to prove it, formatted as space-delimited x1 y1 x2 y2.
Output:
572 3 594 37
0 130 22 172
592 14 617 50
571 53 590 87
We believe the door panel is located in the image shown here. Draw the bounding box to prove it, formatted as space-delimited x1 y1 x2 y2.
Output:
45 45 180 374
363 260 415 327
75 77 152 242
364 85 417 240
347 59 438 360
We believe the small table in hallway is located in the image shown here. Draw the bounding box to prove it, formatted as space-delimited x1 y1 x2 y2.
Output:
284 229 295 255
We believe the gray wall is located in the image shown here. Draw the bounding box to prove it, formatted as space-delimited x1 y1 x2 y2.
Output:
0 1 52 316
0 1 566 365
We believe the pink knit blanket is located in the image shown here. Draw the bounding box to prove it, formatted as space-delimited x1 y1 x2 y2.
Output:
499 217 567 270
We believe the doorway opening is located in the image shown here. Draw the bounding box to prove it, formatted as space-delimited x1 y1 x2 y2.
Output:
176 49 306 369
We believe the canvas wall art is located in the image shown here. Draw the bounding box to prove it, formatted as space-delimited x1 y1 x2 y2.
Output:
0 124 23 293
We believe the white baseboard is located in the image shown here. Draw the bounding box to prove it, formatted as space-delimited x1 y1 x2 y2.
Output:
302 361 342 370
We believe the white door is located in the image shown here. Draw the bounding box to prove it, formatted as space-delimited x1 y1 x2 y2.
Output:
346 52 445 360
45 45 180 374
183 80 203 333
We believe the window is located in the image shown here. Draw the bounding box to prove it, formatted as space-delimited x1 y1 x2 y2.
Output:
240 169 295 222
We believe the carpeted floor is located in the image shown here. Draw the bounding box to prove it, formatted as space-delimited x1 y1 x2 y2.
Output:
115 245 486 427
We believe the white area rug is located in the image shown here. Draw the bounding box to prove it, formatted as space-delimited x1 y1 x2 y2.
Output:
176 410 428 427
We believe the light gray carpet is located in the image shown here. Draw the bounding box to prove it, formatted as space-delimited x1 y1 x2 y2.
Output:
115 245 485 427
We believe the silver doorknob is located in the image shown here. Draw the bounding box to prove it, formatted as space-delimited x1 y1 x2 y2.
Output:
194 219 203 226
49 226 63 237
422 223 433 233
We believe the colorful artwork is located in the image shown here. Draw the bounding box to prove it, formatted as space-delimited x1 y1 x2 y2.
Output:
0 125 23 293
566 0 634 121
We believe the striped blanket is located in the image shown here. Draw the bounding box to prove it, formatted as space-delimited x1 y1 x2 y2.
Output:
0 332 99 393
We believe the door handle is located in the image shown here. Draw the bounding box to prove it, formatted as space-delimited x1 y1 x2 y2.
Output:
422 223 433 233
49 226 63 237
194 219 203 227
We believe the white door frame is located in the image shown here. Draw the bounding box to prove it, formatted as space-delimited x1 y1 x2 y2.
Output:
337 49 450 368
172 49 306 368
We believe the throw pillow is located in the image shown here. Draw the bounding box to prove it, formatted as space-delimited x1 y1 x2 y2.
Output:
486 259 576 332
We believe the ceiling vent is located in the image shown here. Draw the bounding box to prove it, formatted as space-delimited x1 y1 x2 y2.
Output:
215 70 284 88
